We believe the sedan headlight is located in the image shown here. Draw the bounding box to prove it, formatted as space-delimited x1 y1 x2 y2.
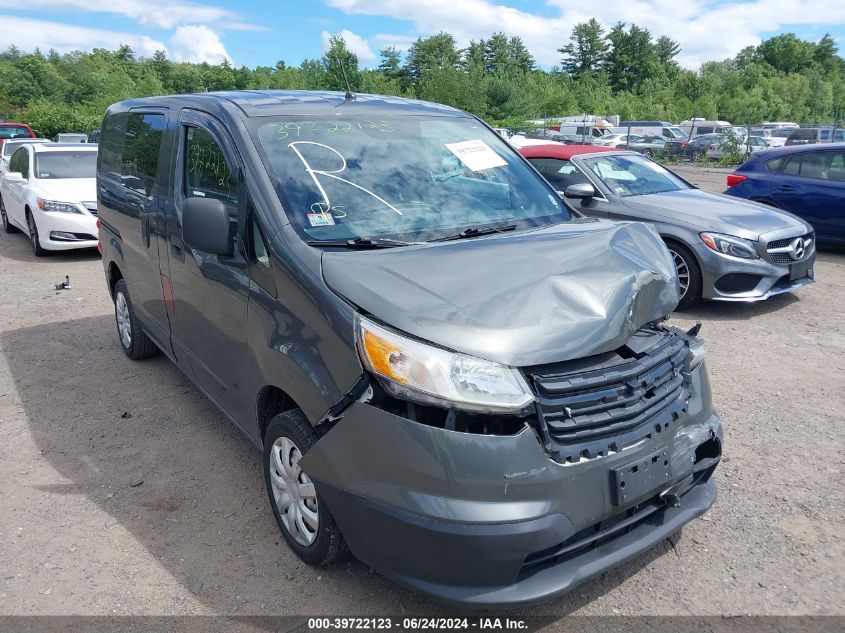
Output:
355 315 534 413
37 198 82 214
700 232 758 259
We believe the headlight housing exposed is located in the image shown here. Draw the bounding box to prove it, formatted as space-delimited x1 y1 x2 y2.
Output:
700 232 758 259
688 337 706 369
37 198 82 214
355 315 534 414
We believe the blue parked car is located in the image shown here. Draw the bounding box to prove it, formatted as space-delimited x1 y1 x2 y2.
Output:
725 143 845 244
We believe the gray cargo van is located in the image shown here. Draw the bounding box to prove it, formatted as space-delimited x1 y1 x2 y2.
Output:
96 90 722 606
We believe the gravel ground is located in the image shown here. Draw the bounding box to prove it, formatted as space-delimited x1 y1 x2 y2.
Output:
0 167 843 618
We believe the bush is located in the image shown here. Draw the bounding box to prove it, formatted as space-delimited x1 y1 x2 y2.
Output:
18 100 102 138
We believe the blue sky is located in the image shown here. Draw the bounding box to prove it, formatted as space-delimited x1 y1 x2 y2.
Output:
0 0 843 70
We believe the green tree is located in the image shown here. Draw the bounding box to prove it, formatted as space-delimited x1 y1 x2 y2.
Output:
484 32 510 74
321 34 360 92
405 32 461 79
507 37 535 73
558 19 609 76
606 23 658 92
655 36 681 65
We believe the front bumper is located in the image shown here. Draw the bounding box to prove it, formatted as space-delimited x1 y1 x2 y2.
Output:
35 209 98 251
300 365 722 607
693 240 815 302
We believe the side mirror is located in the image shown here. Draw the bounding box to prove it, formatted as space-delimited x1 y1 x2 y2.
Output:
563 183 596 201
182 197 232 256
5 172 24 182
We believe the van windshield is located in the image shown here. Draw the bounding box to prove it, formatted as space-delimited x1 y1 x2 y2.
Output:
251 115 570 243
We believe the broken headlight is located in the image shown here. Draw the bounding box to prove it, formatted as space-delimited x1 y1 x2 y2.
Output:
355 315 534 414
700 232 758 259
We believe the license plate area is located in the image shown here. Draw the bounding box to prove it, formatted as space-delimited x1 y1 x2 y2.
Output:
612 448 671 505
789 260 812 281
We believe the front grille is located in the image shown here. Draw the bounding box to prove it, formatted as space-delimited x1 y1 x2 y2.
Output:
82 201 97 215
528 328 691 463
766 232 813 263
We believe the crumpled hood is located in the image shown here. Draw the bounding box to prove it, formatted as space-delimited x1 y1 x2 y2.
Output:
621 189 804 240
322 220 679 367
34 178 96 204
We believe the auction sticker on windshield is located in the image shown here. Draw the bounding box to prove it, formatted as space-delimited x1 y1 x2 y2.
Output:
445 139 507 172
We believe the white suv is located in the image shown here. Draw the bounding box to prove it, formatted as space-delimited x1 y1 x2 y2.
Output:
0 143 98 255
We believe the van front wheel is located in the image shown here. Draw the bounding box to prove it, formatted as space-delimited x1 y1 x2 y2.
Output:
264 409 345 566
113 279 158 359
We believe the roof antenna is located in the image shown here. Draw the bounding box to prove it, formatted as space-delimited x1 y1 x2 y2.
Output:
337 56 356 101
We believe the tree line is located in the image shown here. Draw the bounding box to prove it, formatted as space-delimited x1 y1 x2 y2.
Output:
0 22 843 138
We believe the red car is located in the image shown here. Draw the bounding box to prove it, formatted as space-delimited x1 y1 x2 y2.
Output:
0 122 35 152
517 143 616 192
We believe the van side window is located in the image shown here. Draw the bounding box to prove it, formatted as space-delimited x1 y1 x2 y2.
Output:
251 218 270 265
185 127 238 216
100 113 165 196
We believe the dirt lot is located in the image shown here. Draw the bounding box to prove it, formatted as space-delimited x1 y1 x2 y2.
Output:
1 168 843 618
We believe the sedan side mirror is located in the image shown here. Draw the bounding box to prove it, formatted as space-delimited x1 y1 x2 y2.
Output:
182 197 233 256
563 183 596 201
4 172 24 182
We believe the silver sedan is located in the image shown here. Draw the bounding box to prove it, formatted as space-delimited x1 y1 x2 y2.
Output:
520 147 815 308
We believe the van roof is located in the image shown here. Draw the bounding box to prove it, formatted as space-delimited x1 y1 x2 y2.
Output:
111 90 464 118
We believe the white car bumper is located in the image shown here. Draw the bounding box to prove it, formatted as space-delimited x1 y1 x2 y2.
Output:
35 210 98 250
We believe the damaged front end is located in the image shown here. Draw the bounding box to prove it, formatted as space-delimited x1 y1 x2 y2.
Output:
301 322 722 606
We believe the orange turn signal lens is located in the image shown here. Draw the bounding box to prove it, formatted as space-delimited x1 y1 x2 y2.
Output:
361 329 408 383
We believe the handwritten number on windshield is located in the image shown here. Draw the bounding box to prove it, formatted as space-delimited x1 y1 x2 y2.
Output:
288 141 403 216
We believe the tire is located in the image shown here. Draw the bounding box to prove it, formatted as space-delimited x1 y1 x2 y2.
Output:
664 240 703 310
641 149 652 157
1 196 18 233
264 409 345 566
27 211 46 256
113 279 158 359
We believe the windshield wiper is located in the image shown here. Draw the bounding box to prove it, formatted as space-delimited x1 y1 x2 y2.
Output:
306 237 416 249
431 223 518 242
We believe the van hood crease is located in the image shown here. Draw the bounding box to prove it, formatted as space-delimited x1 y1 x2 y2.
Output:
321 220 679 367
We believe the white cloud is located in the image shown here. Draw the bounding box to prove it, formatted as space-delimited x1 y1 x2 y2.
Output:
0 0 261 31
327 0 845 68
321 29 377 65
371 33 418 52
169 25 232 64
0 14 165 56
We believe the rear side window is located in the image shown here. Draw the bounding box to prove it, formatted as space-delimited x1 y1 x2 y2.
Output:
99 113 165 196
184 127 238 213
782 156 801 175
765 157 785 170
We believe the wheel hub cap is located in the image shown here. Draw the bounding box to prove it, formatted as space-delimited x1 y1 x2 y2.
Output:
669 249 690 298
269 437 318 546
115 292 132 348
